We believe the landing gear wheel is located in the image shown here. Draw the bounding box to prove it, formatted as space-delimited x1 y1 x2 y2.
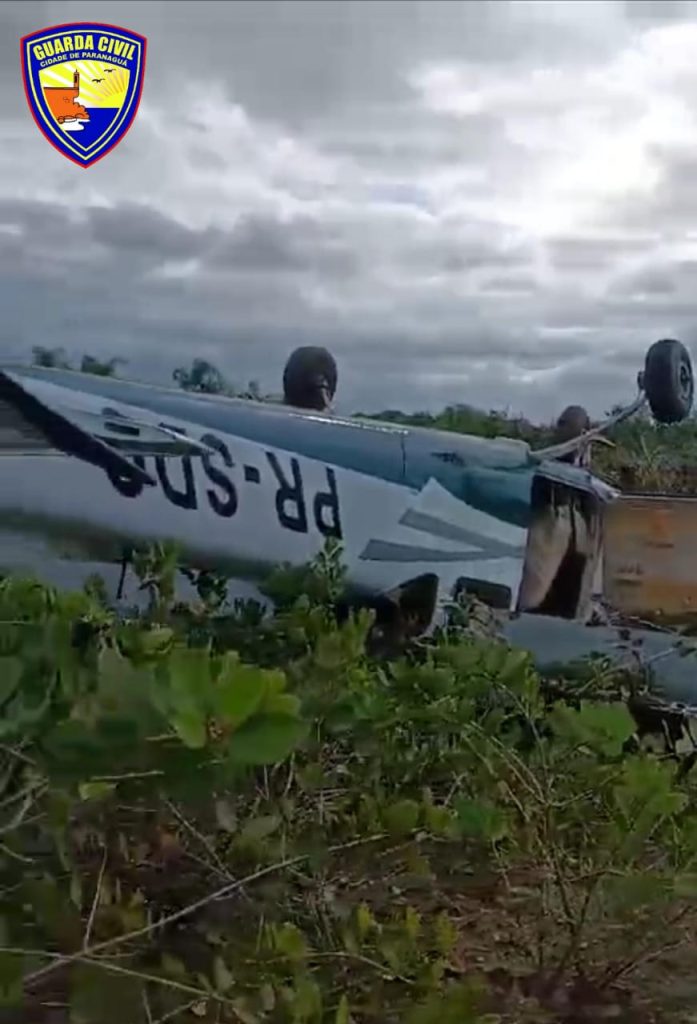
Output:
283 346 337 411
643 338 694 423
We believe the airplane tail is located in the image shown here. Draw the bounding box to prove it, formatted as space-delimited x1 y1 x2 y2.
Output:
0 367 217 488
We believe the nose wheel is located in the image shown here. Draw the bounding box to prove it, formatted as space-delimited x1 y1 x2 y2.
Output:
642 338 694 423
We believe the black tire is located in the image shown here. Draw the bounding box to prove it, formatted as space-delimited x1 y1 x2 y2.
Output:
283 346 337 410
643 338 694 423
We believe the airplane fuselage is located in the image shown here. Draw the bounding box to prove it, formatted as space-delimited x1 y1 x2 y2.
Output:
0 367 615 612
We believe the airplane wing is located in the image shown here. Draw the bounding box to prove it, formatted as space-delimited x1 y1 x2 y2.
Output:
0 368 216 488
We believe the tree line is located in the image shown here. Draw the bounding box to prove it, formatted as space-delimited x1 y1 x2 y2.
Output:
31 346 270 401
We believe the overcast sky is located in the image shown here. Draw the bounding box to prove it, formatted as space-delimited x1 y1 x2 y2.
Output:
2 0 697 421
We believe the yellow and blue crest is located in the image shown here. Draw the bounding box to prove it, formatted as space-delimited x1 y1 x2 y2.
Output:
21 22 147 168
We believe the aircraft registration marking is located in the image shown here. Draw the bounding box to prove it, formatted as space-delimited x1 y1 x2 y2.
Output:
104 430 344 542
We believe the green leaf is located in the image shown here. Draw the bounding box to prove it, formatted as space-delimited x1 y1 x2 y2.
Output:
171 707 207 749
383 799 420 837
273 922 309 962
168 645 213 705
139 625 174 656
161 954 188 978
97 651 157 713
260 668 287 697
0 658 22 704
355 903 376 941
290 976 322 1021
78 781 117 801
424 804 456 838
0 675 55 740
0 623 21 658
455 798 509 842
214 661 265 726
213 954 234 993
263 692 301 716
613 757 688 844
404 906 421 941
227 714 308 765
377 938 403 973
551 701 635 757
117 623 174 666
0 950 23 1008
239 814 280 844
498 648 531 686
335 995 350 1024
433 912 457 956
70 872 83 910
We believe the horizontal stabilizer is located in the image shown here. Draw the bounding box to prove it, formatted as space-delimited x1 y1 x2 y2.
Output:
0 367 219 486
0 369 159 486
64 405 216 456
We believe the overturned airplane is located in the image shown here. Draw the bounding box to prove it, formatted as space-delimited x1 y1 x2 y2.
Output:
0 339 692 628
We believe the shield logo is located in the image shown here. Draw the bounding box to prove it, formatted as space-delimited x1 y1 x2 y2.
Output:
20 22 147 168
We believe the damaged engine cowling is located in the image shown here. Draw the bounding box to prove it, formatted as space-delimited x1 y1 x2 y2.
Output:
515 407 602 620
516 473 604 621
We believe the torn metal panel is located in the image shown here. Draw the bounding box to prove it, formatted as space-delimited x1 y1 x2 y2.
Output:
603 494 697 618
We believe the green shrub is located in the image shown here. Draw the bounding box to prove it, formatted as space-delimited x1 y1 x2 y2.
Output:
0 544 696 1022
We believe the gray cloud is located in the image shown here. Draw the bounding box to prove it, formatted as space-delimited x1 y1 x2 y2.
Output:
479 273 540 295
86 204 203 261
610 147 697 235
206 215 357 277
608 267 678 298
546 235 657 271
2 0 697 423
623 0 697 25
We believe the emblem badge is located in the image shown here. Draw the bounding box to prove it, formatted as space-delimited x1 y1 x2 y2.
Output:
20 22 147 167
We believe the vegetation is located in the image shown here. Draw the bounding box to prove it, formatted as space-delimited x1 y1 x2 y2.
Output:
595 418 697 495
31 347 126 378
172 359 269 402
0 540 696 1023
29 349 268 401
365 403 697 496
172 359 232 396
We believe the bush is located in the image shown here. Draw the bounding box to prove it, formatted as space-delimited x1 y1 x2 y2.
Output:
0 544 696 1022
